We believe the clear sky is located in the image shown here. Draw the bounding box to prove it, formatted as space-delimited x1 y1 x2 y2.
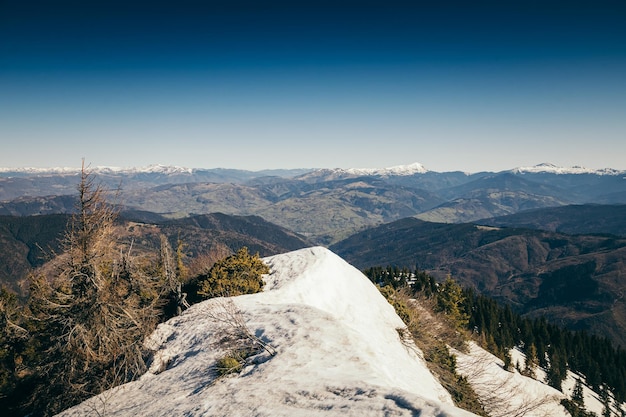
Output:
1 0 625 172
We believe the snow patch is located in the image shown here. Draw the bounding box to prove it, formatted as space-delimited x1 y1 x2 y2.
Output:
511 162 624 175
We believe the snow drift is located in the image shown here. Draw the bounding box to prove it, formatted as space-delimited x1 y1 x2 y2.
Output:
57 247 477 417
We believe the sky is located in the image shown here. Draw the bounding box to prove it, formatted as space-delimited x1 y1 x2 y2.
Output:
1 0 625 172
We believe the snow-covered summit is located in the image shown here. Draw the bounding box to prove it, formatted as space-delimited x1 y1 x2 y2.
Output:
343 162 430 176
57 247 476 417
0 164 195 175
296 162 430 181
511 163 624 175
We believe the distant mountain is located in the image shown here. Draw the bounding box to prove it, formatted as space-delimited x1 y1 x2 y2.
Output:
0 212 310 295
510 162 624 175
478 204 626 237
0 195 77 216
330 217 626 348
296 162 430 181
0 214 68 294
2 162 625 242
115 176 444 245
415 173 570 223
0 165 313 200
0 165 314 178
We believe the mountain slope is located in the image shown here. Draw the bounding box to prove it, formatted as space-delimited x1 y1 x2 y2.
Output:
478 204 626 237
118 177 442 244
415 173 571 223
331 218 626 348
57 247 477 417
0 213 310 295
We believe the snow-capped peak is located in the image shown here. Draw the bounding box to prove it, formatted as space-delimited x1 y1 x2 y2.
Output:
344 162 429 176
510 163 623 175
0 165 195 176
117 164 194 174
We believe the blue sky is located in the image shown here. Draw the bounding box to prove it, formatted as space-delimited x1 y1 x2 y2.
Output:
1 0 625 172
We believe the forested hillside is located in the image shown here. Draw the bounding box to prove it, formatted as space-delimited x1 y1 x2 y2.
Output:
365 266 626 413
0 211 310 296
478 204 626 237
332 218 626 348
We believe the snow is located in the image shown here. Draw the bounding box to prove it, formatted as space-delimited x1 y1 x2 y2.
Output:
455 344 622 417
510 162 624 175
454 343 568 417
56 247 476 417
55 246 621 417
0 165 194 175
4 162 625 177
343 162 430 176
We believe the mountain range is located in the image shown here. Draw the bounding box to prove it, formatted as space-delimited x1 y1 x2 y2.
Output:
2 162 626 348
2 163 625 244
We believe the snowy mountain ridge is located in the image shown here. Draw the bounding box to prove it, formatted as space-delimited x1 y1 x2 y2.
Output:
510 162 624 175
57 247 475 417
0 164 195 175
55 246 613 417
342 162 430 176
3 162 623 177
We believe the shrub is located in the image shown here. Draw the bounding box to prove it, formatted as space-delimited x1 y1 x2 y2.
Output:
378 285 415 326
198 247 269 298
215 354 243 376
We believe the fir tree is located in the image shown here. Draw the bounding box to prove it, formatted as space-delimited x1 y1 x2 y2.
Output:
525 343 538 379
436 275 469 330
572 378 585 408
503 349 514 372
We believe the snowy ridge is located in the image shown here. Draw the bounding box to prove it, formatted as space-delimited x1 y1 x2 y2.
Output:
57 247 476 417
343 162 429 176
3 162 624 176
0 164 195 175
54 247 617 417
511 162 624 175
0 166 81 175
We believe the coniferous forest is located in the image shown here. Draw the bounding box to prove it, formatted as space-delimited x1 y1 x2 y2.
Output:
363 266 626 404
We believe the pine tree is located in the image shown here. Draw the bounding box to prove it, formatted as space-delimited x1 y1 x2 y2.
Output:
572 378 585 408
524 343 538 379
160 235 190 317
546 347 567 391
503 349 514 372
436 275 469 330
599 384 611 417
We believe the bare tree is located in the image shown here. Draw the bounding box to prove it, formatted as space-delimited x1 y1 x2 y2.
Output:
160 235 189 316
206 298 276 359
27 162 163 416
